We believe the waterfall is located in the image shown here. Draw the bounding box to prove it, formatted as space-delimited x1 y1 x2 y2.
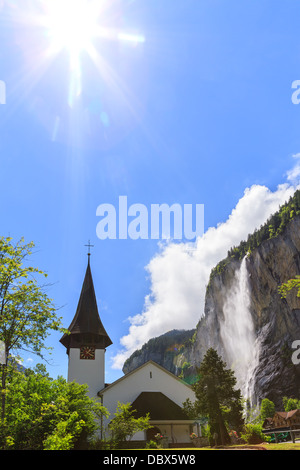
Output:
220 256 260 408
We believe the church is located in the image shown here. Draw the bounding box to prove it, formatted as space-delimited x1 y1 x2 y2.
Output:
59 253 197 445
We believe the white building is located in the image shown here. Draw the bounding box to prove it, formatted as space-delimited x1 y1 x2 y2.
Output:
60 256 197 445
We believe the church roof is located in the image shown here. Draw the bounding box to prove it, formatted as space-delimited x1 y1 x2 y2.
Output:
131 392 190 421
60 258 112 351
98 360 193 395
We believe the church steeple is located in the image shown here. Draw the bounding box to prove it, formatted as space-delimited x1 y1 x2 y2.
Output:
60 249 112 396
60 254 112 353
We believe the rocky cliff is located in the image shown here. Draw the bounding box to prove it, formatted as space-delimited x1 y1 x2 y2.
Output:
190 214 300 408
122 329 195 379
123 205 300 408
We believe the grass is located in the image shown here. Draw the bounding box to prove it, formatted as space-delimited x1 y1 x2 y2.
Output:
148 442 300 450
262 442 300 450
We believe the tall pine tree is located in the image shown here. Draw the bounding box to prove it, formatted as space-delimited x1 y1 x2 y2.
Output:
192 348 244 445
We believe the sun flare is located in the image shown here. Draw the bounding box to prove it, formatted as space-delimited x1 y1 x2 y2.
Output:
37 0 145 107
43 0 145 57
45 0 99 56
10 0 146 139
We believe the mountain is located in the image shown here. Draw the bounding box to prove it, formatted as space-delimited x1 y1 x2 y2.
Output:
123 190 300 408
122 329 196 381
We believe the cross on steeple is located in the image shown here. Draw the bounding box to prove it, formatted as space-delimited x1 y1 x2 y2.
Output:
85 240 94 257
59 244 112 354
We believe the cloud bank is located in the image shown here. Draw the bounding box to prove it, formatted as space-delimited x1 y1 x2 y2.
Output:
112 168 300 370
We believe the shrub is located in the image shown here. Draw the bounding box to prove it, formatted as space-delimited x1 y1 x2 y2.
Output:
241 424 270 444
0 365 108 450
145 440 160 449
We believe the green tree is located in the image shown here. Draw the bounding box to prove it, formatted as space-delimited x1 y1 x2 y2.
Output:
192 348 244 446
279 275 300 298
0 364 109 450
282 396 300 412
0 237 67 419
182 397 199 420
108 402 152 448
260 398 275 423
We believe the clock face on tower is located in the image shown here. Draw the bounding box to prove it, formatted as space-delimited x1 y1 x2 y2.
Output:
80 346 95 360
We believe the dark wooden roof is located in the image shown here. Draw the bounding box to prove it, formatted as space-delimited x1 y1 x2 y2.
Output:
60 258 112 352
131 392 190 421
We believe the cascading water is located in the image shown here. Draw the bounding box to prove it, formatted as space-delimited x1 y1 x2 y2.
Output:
220 256 260 408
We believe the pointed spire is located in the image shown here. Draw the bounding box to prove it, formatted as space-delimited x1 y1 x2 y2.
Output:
60 256 112 353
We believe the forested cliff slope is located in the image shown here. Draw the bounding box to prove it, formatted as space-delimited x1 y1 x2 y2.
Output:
124 191 300 407
191 214 300 407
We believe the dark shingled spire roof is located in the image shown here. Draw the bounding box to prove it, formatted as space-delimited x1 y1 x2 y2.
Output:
60 258 112 353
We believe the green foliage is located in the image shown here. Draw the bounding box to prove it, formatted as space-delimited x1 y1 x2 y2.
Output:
282 396 300 411
0 364 108 450
181 361 191 370
209 189 300 282
0 236 68 419
108 402 152 448
191 348 244 446
0 237 67 357
182 398 199 419
43 418 83 450
279 275 300 298
241 423 270 444
145 439 160 449
260 398 276 423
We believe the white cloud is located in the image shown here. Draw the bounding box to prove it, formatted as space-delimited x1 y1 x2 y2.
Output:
286 153 300 184
111 166 300 370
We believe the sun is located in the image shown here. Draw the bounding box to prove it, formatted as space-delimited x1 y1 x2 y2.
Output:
37 0 145 107
40 0 112 107
9 0 146 135
44 0 99 57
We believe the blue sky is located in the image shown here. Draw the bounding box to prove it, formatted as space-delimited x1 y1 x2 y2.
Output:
1 0 300 384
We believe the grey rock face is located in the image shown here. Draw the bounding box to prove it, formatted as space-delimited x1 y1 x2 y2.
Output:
190 216 300 407
124 216 300 408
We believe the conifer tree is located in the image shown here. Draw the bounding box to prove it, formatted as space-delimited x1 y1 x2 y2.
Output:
192 348 244 445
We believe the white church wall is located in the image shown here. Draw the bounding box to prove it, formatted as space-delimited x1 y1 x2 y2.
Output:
100 361 196 432
68 348 105 398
